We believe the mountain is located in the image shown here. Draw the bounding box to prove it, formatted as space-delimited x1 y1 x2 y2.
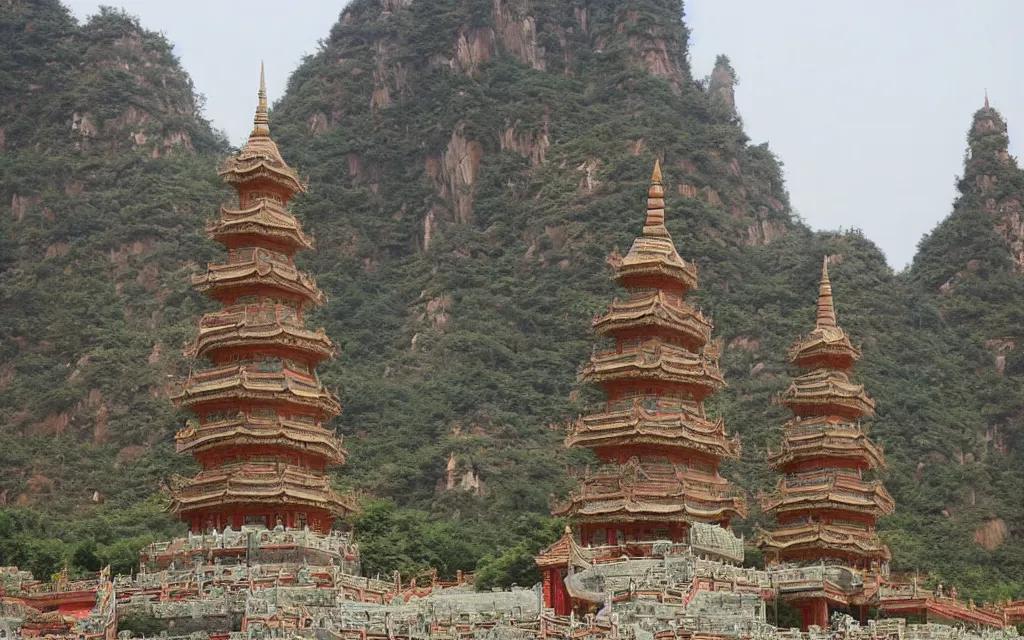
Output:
3 0 1024 600
0 0 227 574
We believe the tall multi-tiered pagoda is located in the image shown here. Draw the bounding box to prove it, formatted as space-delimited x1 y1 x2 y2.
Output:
169 66 353 534
554 161 746 545
758 258 893 571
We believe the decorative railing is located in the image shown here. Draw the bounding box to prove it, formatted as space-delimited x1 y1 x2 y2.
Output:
198 305 304 331
771 565 863 595
878 581 922 600
783 420 862 437
689 522 744 563
141 527 357 569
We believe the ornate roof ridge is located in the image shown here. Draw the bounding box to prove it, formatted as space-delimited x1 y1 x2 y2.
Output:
569 404 739 458
174 417 346 462
757 522 890 559
583 342 726 391
192 255 327 305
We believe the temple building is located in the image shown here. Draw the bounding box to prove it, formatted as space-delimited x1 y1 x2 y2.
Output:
169 66 354 533
758 257 894 626
540 161 746 613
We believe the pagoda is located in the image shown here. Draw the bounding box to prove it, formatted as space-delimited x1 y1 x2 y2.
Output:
169 66 354 534
553 161 746 545
758 258 893 625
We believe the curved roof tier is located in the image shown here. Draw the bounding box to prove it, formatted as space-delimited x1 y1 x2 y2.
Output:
758 521 891 562
775 369 875 419
593 292 712 348
760 470 895 517
789 326 861 369
552 459 747 523
175 414 345 464
169 462 353 517
209 200 313 252
583 341 725 398
188 307 336 362
567 404 739 459
192 254 327 306
768 416 886 471
172 365 341 419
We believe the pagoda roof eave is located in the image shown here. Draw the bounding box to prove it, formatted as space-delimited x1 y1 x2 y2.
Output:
757 523 891 561
207 207 313 251
536 527 587 569
582 347 725 393
776 368 876 418
218 149 307 196
767 420 886 470
191 259 327 306
554 458 748 521
788 327 861 365
172 369 341 418
768 444 886 471
761 479 896 517
615 235 699 290
592 292 712 346
552 495 746 522
568 406 739 459
175 419 346 464
188 320 337 361
169 464 354 517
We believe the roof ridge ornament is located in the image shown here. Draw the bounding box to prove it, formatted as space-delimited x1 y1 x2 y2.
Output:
252 61 270 138
643 159 671 238
816 256 837 329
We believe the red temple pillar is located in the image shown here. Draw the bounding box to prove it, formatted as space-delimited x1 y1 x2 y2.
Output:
542 570 553 608
552 569 570 615
799 598 829 631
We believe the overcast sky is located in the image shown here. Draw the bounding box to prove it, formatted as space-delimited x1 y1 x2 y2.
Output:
64 0 1024 269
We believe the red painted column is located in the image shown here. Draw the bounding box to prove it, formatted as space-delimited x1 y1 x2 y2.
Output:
553 569 571 615
800 598 828 630
542 570 553 608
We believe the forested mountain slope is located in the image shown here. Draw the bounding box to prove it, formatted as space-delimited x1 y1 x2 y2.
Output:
0 0 228 572
2 0 1024 600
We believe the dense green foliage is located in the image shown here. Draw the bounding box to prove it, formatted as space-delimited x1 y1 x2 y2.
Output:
2 0 1024 601
0 0 225 576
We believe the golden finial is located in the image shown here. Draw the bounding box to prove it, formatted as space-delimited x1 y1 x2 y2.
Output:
816 255 836 329
252 61 270 137
643 159 670 238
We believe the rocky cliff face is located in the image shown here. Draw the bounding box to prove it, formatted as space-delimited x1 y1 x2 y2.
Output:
276 0 791 256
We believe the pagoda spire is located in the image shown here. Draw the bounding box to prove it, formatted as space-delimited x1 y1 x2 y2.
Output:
985 89 990 110
642 159 670 238
816 256 836 329
252 61 270 137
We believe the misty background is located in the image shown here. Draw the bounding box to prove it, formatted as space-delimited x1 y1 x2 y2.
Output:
63 0 1024 269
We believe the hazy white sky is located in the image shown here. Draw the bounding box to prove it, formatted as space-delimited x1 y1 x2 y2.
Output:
64 0 1024 269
